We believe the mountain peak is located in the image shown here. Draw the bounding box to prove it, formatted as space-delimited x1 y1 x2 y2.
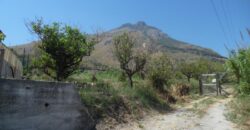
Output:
136 21 147 26
118 21 160 32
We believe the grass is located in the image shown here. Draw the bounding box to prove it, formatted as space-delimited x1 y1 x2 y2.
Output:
79 78 170 121
79 81 124 120
226 95 250 130
190 97 215 117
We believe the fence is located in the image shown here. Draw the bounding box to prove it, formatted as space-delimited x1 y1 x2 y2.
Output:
199 73 222 96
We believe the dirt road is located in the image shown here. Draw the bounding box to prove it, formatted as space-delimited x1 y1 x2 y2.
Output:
111 97 237 130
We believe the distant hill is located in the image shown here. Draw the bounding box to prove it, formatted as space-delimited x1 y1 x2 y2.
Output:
11 21 225 68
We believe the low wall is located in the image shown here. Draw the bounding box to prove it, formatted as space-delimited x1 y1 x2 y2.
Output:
0 79 95 130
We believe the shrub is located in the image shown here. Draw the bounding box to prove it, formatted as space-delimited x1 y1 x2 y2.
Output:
147 52 174 92
226 48 250 94
171 83 190 97
79 82 124 120
226 95 250 129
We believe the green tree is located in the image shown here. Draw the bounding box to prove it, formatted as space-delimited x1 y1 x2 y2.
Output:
147 52 174 92
31 20 94 81
226 49 250 94
180 62 195 82
113 32 146 87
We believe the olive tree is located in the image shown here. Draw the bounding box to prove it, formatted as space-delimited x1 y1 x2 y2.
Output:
113 32 146 87
31 20 94 81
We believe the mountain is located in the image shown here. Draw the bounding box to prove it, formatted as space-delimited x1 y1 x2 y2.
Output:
11 21 225 68
87 21 225 67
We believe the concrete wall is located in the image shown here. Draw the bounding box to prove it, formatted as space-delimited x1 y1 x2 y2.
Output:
0 43 23 79
0 79 96 130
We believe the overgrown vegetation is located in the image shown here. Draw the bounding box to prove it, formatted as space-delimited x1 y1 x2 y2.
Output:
113 32 147 87
10 18 228 124
30 19 95 81
147 52 174 92
225 29 250 129
226 48 250 94
226 95 250 129
79 78 170 122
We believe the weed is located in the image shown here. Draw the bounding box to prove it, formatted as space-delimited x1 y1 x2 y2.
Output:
226 95 250 130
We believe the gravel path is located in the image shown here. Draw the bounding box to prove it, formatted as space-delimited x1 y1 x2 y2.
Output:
111 97 237 130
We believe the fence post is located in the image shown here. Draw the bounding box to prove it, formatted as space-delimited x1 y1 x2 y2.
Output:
199 76 203 95
216 73 219 96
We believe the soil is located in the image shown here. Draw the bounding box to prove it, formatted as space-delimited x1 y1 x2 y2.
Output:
97 86 237 130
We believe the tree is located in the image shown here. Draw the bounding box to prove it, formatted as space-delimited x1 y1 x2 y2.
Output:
31 20 94 81
180 62 195 82
226 49 250 94
113 32 146 87
0 30 6 43
147 52 174 92
180 59 224 82
225 28 250 94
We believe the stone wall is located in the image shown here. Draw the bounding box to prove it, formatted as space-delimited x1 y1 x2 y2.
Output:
0 79 96 130
0 43 23 78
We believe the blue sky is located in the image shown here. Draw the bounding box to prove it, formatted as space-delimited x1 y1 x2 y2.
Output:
0 0 249 56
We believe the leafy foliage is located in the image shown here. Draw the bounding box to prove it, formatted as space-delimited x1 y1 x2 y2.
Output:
31 19 94 81
180 62 196 82
226 95 250 129
226 49 250 94
147 52 174 92
180 59 224 81
113 32 146 87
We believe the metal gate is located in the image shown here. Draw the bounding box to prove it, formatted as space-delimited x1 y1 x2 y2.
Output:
199 73 222 96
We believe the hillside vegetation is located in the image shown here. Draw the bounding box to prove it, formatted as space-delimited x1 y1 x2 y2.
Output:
11 21 225 69
7 20 229 127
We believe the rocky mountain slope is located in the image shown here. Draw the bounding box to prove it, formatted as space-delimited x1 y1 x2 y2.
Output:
11 21 225 68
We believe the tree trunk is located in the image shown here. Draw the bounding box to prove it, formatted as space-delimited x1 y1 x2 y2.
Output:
56 71 63 81
128 75 133 87
187 77 190 82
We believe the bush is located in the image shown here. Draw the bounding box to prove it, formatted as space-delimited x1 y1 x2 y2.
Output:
79 80 170 121
226 95 250 129
120 84 170 111
189 79 199 94
171 83 190 97
79 82 124 120
226 48 250 94
239 82 250 95
147 52 174 92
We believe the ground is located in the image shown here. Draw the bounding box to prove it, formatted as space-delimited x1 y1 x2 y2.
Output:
97 87 237 130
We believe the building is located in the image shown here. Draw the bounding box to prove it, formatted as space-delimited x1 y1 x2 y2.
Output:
0 43 23 79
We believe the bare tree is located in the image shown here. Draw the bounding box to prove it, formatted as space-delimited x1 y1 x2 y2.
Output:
113 32 146 87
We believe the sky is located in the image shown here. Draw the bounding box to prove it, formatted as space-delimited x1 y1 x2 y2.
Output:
0 0 249 57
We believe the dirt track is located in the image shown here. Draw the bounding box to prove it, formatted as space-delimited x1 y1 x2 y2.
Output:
110 97 237 130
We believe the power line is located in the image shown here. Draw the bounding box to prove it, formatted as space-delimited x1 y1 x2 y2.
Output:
210 0 230 46
221 0 235 43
